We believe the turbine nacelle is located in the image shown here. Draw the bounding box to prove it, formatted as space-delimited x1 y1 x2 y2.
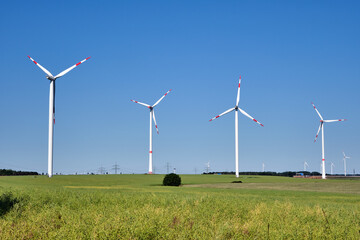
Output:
46 76 56 81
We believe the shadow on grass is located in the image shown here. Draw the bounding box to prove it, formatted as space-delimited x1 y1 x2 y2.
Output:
0 192 19 217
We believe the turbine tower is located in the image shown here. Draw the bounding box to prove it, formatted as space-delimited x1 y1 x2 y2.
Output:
342 151 350 176
28 56 91 178
304 161 309 171
131 89 171 174
210 76 264 178
311 102 346 179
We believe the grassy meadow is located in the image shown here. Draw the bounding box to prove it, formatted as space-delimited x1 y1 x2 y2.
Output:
0 174 359 239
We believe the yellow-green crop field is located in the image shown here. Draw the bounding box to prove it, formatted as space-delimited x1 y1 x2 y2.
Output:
0 174 359 239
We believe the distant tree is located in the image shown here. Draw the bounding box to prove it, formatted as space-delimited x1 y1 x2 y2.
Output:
163 173 181 186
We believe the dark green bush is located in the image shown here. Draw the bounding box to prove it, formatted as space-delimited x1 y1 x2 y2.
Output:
163 173 181 186
0 192 20 217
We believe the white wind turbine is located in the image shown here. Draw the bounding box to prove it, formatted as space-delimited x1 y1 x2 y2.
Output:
28 56 91 178
131 89 171 174
311 102 346 179
210 76 264 178
330 162 335 175
342 151 350 176
304 161 309 171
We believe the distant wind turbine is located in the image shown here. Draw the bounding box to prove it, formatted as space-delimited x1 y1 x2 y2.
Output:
28 56 91 178
311 102 346 179
330 162 335 175
131 89 172 174
342 151 350 176
304 161 309 171
210 76 264 178
205 162 210 174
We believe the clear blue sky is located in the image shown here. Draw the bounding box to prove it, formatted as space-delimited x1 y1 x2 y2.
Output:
0 1 359 175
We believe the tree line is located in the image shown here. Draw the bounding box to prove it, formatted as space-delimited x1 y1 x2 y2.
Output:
203 171 321 177
0 169 38 176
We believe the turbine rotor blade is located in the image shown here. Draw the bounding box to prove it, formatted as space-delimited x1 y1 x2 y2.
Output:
130 99 151 108
209 107 235 122
28 56 54 77
53 81 56 124
54 57 91 79
314 122 323 142
152 110 159 134
238 108 264 126
311 102 323 120
323 119 347 123
236 75 241 107
153 89 172 107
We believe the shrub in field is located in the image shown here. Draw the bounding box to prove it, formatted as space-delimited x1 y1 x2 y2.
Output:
0 192 19 217
163 173 181 186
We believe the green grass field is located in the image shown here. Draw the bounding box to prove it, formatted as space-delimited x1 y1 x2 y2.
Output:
0 174 359 239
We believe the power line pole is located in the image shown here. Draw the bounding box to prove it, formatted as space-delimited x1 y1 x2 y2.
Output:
112 163 120 174
166 162 170 174
98 166 106 174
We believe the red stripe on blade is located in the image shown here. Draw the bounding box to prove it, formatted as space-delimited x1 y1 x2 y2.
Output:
76 62 81 66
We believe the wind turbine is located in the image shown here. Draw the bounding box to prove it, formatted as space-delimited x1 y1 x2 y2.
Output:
205 162 210 174
210 76 264 178
304 161 309 171
131 89 171 174
28 56 91 178
330 162 335 175
311 102 346 179
342 151 350 176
